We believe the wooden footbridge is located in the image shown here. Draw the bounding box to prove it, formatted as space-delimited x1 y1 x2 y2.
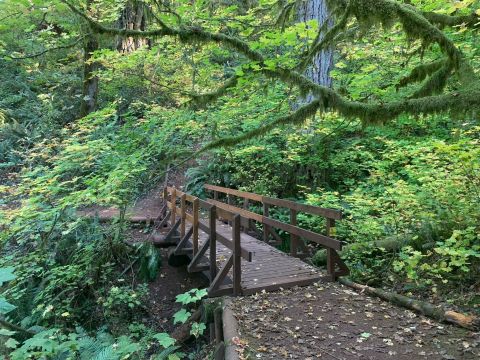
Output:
157 185 349 297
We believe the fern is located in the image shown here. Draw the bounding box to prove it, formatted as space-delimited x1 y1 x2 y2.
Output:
138 242 161 282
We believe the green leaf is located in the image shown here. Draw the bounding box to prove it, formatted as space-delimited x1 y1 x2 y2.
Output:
0 328 16 336
0 297 16 314
190 322 206 338
5 337 19 349
153 333 176 348
173 309 191 325
0 267 16 286
175 292 192 305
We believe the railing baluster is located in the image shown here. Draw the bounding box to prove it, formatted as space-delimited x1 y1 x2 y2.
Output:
232 214 241 296
171 187 177 225
326 218 337 280
290 208 298 257
263 203 270 243
180 194 186 238
326 218 335 238
209 205 217 282
193 198 199 255
162 187 168 217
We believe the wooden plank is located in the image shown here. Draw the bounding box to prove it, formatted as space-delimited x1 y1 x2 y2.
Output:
188 236 210 273
263 217 342 250
171 187 176 224
197 220 253 261
204 184 342 219
290 208 298 257
174 226 193 256
205 184 263 202
263 196 342 220
180 194 186 238
209 206 217 282
209 255 233 295
193 198 199 255
207 199 263 222
232 215 242 296
263 203 270 243
164 218 181 243
206 199 342 250
241 275 321 295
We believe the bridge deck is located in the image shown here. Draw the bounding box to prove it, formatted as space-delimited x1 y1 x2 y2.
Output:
183 219 322 296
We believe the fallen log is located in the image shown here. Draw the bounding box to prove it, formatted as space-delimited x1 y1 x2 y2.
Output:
339 278 480 331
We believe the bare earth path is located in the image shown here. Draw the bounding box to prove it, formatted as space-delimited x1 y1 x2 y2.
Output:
229 280 480 359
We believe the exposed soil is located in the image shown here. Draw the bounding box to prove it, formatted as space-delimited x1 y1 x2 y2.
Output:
145 247 208 334
230 281 480 360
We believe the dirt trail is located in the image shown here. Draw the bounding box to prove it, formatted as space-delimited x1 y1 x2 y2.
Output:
229 281 480 359
77 167 187 221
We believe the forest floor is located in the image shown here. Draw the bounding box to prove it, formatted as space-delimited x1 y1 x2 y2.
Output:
229 281 480 360
77 176 480 359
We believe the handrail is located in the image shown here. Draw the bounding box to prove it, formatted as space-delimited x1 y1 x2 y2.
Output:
204 184 342 220
162 185 349 288
203 184 348 282
206 199 342 250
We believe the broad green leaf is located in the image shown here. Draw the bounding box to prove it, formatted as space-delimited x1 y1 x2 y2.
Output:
153 333 176 348
0 267 16 286
0 297 16 314
173 309 191 325
190 322 206 338
0 328 16 336
5 338 19 349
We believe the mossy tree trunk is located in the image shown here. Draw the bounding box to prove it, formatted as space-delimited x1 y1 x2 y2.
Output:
117 1 149 53
79 0 99 118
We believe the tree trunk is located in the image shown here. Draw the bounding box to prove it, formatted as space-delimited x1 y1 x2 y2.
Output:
79 0 99 118
297 0 333 103
79 35 99 117
117 1 149 53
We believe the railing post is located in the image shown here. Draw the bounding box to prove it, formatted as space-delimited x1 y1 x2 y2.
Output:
180 194 186 238
326 218 336 280
232 214 241 296
227 194 233 225
171 187 177 225
209 205 217 282
326 218 336 238
214 190 218 201
162 187 168 217
262 203 270 243
243 197 252 231
290 208 298 257
193 198 199 255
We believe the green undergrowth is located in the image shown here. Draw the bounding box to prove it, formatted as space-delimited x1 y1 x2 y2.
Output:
189 113 480 312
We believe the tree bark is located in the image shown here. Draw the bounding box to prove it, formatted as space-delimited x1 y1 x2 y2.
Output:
79 35 99 117
117 1 149 53
340 278 480 331
79 0 99 117
297 0 333 103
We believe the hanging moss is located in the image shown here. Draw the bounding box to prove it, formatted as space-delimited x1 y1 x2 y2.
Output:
397 59 446 88
64 0 480 133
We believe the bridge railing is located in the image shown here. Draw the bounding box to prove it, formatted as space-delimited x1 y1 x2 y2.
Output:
204 184 348 280
162 186 252 296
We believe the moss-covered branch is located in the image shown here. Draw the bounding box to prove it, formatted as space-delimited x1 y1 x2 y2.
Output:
422 11 480 30
199 99 321 151
189 76 239 107
63 0 480 127
398 59 447 88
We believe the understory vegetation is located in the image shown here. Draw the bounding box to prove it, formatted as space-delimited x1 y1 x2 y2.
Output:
1 0 479 358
